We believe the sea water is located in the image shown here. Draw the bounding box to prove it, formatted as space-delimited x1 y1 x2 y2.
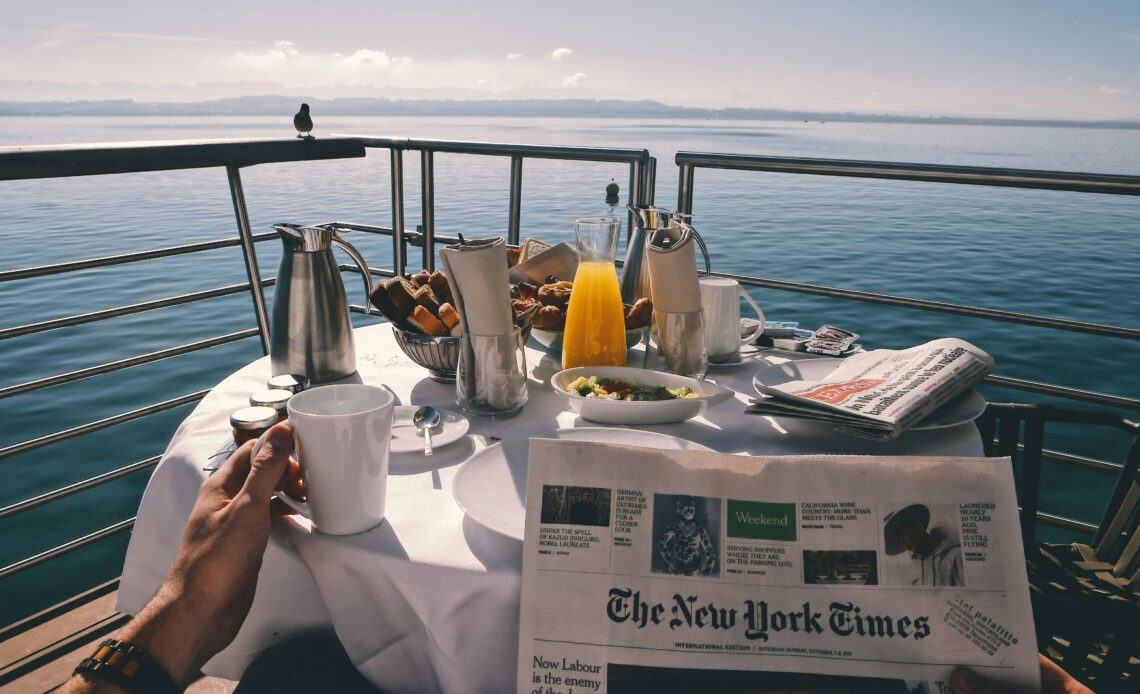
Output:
1 116 1138 624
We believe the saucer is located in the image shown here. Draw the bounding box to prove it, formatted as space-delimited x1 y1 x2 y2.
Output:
390 406 470 453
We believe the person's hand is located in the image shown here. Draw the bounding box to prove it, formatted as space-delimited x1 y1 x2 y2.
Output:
65 423 300 691
950 654 1093 693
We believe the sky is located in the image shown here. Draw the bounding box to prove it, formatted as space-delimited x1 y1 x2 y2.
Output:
1 0 1139 120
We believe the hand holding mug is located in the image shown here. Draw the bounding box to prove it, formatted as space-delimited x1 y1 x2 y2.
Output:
253 384 395 535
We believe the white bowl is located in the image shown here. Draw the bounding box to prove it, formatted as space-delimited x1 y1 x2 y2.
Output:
552 366 735 425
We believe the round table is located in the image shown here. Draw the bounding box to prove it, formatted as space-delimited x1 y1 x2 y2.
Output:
117 324 983 694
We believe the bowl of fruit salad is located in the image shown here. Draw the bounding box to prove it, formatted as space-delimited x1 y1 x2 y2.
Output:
552 366 734 424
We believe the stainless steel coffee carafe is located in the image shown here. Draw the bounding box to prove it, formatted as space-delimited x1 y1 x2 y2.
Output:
619 206 711 304
270 224 372 383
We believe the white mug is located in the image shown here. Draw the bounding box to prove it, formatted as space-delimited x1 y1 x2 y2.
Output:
699 277 765 362
255 384 395 535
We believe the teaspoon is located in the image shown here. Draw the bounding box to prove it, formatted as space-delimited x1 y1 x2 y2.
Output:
412 406 442 456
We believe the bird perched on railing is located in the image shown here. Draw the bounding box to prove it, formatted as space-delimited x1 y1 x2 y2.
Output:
293 103 314 139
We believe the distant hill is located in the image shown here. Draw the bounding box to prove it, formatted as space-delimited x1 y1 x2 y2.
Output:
2 96 1139 129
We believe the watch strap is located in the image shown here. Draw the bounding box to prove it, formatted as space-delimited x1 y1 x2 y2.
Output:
73 638 180 694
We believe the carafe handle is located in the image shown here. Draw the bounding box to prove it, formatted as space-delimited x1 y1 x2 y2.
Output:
331 234 372 301
677 219 712 278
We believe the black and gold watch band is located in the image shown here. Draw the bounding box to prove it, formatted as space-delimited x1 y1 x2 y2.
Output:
73 638 180 694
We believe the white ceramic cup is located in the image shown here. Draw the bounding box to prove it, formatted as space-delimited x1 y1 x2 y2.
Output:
699 277 765 361
255 384 395 535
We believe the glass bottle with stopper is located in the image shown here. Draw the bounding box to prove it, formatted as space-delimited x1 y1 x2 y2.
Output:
562 216 627 369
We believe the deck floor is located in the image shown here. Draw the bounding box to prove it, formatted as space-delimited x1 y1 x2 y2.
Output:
0 587 236 693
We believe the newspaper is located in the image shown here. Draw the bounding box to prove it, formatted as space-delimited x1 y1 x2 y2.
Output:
745 338 996 440
516 440 1040 693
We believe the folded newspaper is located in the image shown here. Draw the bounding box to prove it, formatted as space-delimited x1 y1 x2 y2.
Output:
746 338 995 440
517 439 1040 693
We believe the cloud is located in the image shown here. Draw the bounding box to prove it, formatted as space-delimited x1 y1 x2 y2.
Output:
1097 85 1130 95
1065 76 1073 84
13 24 258 49
33 22 90 50
230 41 413 84
234 40 300 67
562 72 587 87
546 47 573 61
506 53 523 61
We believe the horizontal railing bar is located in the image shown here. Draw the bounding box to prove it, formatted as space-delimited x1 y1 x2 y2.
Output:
1041 448 1122 474
992 438 1124 475
983 374 1140 411
0 233 275 283
1036 511 1097 536
0 137 367 181
0 390 208 461
719 271 1140 341
0 280 274 341
349 304 385 317
675 152 1140 196
0 329 259 400
0 456 160 520
0 518 134 579
359 137 651 164
325 221 462 247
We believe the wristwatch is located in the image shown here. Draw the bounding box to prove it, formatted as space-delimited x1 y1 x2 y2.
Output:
73 638 180 694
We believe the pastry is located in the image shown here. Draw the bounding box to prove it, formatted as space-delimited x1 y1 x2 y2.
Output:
533 305 566 330
517 280 539 302
410 269 431 288
438 302 461 331
519 237 552 262
624 298 653 329
427 270 451 304
537 280 573 307
369 281 400 320
383 274 419 321
412 285 441 314
407 305 448 336
506 247 521 267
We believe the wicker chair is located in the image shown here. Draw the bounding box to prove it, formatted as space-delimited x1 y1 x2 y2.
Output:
977 403 1140 692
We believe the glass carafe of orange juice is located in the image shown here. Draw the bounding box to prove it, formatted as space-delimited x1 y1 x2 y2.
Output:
563 216 627 369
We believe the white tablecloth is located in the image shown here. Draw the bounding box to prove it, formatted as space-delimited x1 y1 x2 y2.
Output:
117 324 983 693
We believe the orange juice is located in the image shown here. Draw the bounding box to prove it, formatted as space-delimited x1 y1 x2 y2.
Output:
562 260 627 368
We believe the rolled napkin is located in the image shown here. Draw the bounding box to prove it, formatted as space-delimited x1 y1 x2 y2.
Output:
646 225 707 377
646 226 702 313
439 237 526 413
439 237 514 336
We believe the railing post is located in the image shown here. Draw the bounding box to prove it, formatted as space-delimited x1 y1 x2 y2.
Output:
225 165 271 355
508 155 523 245
628 158 643 235
420 149 435 271
390 148 406 277
677 161 695 215
644 157 656 206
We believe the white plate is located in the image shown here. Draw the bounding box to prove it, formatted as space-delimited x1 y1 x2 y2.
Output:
751 358 986 430
452 428 713 540
552 366 735 425
389 406 470 453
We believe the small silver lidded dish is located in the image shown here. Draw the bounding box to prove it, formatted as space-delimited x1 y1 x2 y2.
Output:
249 389 292 422
267 373 310 393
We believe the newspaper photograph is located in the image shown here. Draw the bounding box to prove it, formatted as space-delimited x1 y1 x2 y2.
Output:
516 440 1039 693
746 338 995 440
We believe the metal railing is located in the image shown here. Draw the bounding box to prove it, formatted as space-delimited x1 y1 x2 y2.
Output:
675 152 1140 412
0 136 649 593
1 138 1137 624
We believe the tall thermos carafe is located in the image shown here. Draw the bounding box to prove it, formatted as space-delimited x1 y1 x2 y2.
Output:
620 206 712 305
269 224 372 383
